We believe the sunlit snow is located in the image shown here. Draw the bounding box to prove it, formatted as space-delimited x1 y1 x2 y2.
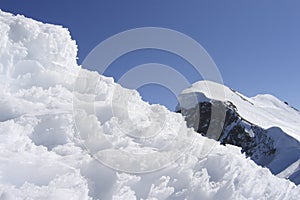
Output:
0 10 299 199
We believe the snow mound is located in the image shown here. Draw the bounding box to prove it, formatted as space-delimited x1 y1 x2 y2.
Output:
0 11 78 92
0 10 300 199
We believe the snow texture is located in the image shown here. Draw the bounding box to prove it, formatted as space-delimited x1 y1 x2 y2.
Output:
0 10 299 199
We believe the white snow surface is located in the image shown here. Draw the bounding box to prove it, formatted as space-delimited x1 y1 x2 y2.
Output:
181 81 300 142
0 10 300 200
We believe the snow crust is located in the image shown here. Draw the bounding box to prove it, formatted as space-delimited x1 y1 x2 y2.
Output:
0 10 300 199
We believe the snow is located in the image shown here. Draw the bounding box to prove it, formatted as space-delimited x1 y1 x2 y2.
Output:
0 10 300 199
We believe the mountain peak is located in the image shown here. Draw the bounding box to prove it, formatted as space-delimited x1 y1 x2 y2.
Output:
179 80 300 141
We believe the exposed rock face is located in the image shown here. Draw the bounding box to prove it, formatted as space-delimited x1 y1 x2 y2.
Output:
177 81 300 185
177 100 277 167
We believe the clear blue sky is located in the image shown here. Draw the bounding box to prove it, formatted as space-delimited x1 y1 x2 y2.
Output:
1 0 299 111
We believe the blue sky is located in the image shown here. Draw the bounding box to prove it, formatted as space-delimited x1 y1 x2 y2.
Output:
1 0 300 110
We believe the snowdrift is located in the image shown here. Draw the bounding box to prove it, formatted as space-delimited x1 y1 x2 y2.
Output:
0 10 299 199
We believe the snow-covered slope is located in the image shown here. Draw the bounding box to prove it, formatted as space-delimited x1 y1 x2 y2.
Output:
178 81 300 184
0 10 300 199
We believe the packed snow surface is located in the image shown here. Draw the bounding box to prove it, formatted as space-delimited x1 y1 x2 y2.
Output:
0 10 300 199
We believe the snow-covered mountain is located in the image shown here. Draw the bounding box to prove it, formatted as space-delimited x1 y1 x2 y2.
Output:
0 10 300 199
177 81 300 185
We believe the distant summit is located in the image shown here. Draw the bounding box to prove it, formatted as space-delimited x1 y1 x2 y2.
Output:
177 81 300 184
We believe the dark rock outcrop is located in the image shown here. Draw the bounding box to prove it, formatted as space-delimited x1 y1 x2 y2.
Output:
177 100 276 167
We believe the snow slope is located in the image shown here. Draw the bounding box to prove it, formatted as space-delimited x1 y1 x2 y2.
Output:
0 10 300 199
